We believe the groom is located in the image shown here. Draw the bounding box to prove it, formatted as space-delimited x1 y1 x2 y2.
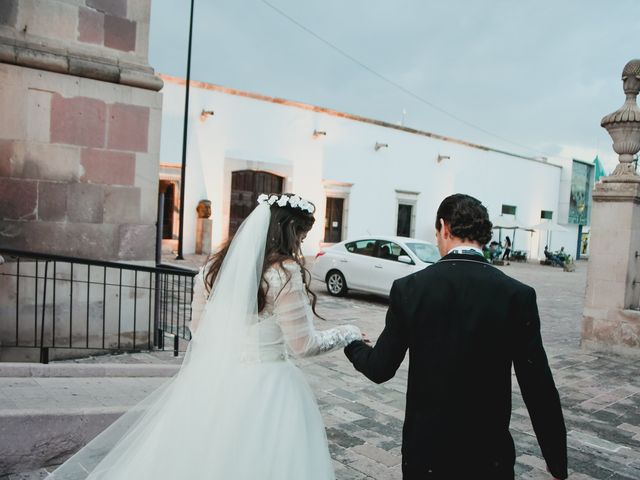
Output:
344 194 567 479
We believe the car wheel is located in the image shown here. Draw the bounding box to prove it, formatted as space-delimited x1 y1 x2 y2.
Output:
326 270 347 297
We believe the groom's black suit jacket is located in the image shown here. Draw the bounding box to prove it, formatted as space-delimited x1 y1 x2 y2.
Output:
345 252 567 479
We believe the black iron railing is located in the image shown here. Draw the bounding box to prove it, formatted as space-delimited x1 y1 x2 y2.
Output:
0 248 198 363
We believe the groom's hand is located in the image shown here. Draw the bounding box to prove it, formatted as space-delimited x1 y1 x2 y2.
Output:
361 332 371 344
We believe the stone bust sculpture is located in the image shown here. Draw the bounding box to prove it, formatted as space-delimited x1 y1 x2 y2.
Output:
196 200 212 219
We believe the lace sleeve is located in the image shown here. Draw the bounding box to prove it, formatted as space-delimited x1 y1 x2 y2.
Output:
189 267 209 334
273 263 361 358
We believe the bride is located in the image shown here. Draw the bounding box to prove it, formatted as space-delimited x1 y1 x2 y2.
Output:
48 193 362 479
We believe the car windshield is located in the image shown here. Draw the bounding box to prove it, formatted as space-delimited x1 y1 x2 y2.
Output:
405 242 440 263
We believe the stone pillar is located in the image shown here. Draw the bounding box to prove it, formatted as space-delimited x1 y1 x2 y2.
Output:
0 0 162 261
0 0 163 359
195 200 212 255
582 60 640 357
196 218 213 255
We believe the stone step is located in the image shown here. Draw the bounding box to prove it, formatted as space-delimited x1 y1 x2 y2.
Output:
0 407 125 476
0 375 168 476
0 362 180 378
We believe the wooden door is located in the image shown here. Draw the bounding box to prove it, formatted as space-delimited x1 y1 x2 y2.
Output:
324 197 344 243
159 180 174 239
229 170 283 235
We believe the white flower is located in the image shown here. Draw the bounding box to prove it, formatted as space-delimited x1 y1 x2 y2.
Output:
299 199 310 212
257 194 269 204
289 195 301 208
268 195 278 205
276 195 289 207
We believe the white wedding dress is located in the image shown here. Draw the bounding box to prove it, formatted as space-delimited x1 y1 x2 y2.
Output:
48 204 361 480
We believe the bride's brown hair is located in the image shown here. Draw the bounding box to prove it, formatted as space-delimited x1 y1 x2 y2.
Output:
204 194 322 316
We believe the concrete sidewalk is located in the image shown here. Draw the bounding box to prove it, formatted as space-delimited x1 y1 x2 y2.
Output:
2 261 640 479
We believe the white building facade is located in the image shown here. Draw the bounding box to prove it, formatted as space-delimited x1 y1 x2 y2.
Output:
158 75 588 260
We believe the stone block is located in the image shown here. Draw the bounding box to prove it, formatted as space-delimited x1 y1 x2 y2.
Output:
87 0 127 18
608 309 640 348
0 139 13 176
127 0 151 22
104 15 136 52
135 19 150 59
0 66 27 140
19 0 78 43
15 46 69 74
0 220 120 259
0 178 37 220
67 183 104 223
50 94 107 148
12 142 81 182
0 0 18 27
38 182 68 222
103 186 140 224
107 103 149 152
26 88 52 143
118 224 155 260
138 185 158 224
81 148 135 185
146 105 162 155
78 6 105 45
68 56 120 84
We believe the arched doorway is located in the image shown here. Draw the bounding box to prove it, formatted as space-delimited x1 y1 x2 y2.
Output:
229 170 283 235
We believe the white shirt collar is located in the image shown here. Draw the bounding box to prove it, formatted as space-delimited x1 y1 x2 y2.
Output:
447 245 484 256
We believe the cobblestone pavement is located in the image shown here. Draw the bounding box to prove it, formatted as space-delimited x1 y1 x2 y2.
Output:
3 260 640 479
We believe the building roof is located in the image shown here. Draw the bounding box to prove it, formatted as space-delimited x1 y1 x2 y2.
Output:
160 74 560 168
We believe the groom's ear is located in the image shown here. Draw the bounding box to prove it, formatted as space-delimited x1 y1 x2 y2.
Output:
438 219 450 239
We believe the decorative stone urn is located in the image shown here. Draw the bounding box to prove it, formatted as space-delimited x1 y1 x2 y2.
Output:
601 59 640 179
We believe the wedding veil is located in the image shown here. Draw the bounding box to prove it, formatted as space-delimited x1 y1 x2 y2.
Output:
48 203 272 479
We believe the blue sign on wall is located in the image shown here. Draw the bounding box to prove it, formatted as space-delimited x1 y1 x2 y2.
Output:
568 160 593 225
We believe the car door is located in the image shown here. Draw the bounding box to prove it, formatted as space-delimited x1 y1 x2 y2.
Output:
342 239 377 290
371 240 417 294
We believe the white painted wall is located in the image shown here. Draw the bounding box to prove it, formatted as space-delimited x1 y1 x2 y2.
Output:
159 78 576 260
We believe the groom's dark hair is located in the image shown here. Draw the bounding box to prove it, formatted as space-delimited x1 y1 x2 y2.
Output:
436 194 493 245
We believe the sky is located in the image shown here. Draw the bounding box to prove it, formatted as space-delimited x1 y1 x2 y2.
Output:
148 0 640 173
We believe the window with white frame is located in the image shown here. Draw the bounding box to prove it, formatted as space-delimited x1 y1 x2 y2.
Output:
396 190 419 238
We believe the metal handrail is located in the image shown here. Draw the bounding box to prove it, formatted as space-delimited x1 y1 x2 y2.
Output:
0 248 198 363
0 247 198 275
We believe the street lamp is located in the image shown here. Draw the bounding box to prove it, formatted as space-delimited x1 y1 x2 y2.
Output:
176 0 196 260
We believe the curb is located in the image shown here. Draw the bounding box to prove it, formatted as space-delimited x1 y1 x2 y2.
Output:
0 363 180 378
0 408 126 476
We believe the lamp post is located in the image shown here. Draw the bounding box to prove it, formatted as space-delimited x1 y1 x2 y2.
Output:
176 0 196 260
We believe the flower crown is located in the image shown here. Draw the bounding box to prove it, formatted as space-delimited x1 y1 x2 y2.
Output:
257 193 315 214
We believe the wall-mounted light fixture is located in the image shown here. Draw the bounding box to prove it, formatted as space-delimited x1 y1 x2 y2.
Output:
200 109 215 121
313 129 326 138
436 154 450 163
375 142 389 151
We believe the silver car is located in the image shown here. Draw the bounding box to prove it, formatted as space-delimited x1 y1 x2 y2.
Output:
311 236 440 297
